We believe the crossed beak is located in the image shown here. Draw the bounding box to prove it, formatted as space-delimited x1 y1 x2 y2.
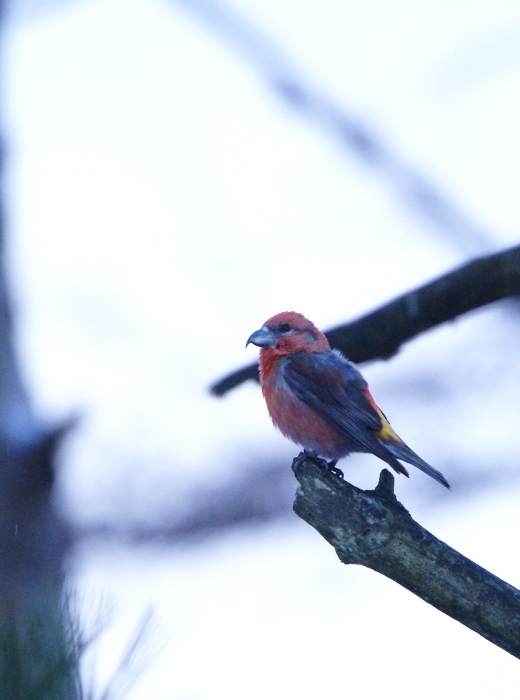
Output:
246 327 276 348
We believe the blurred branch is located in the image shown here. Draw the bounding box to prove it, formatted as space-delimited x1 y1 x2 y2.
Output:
210 243 520 396
77 457 295 544
176 0 495 255
293 456 520 659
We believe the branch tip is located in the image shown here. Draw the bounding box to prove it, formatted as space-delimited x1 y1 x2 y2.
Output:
374 468 395 497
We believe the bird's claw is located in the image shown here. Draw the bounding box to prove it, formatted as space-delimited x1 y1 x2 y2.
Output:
291 451 314 473
327 462 344 479
291 451 343 480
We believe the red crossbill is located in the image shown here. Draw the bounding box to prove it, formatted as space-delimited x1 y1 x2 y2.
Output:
247 311 449 488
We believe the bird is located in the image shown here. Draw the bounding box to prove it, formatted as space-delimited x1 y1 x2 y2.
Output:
246 311 449 488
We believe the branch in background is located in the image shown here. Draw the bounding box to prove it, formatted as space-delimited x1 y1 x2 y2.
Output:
176 0 495 255
210 243 520 396
77 457 296 544
293 456 520 659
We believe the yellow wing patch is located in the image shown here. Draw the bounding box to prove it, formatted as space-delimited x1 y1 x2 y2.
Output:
374 410 404 444
361 388 405 444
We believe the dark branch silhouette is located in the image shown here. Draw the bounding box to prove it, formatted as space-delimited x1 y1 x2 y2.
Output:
293 456 520 659
176 0 495 255
211 243 520 397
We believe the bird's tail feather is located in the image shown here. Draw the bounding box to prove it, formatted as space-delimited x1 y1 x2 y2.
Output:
379 440 450 489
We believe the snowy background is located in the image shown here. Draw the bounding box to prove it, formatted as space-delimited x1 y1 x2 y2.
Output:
3 0 520 696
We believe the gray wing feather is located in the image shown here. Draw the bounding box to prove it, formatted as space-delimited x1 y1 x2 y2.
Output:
280 352 382 451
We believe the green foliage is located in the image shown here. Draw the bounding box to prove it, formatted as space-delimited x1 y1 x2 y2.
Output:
0 594 81 700
0 590 159 700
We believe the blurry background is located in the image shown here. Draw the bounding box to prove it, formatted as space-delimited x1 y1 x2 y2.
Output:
2 0 520 696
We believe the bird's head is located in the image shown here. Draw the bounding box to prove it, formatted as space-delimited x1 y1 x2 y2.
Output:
246 311 330 356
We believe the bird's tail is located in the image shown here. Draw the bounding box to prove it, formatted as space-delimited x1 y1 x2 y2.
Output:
379 439 450 489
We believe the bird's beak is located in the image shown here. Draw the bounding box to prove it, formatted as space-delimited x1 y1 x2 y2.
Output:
246 327 276 348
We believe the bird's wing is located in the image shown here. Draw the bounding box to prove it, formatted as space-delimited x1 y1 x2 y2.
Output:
281 351 382 451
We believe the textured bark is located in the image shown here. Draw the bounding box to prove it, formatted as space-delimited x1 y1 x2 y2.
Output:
210 243 520 396
292 455 520 659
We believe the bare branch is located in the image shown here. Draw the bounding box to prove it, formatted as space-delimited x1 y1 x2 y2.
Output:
292 456 520 659
176 0 495 255
210 363 260 398
210 243 520 396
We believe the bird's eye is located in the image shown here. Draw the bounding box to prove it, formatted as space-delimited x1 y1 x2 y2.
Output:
277 323 291 333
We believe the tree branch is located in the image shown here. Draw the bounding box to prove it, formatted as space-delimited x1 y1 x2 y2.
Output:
176 0 495 255
292 456 520 659
210 243 520 396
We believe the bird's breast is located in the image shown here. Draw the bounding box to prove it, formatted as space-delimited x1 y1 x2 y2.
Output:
260 363 349 460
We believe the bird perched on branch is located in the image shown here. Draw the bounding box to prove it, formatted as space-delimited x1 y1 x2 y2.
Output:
246 311 449 488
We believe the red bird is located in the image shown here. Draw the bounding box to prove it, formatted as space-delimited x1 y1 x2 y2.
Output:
246 311 449 488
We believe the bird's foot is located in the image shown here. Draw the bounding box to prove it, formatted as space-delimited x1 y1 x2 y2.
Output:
291 451 315 473
291 451 343 479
